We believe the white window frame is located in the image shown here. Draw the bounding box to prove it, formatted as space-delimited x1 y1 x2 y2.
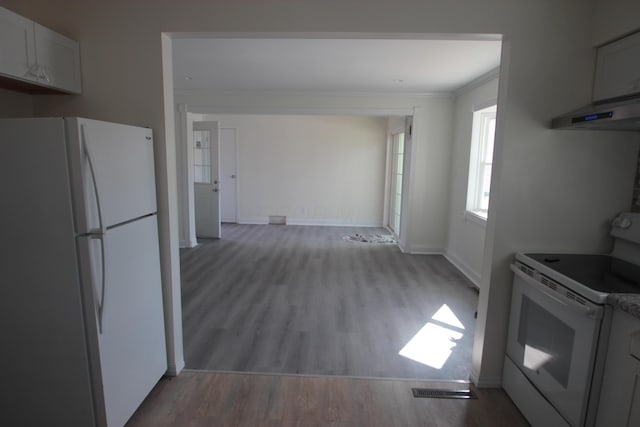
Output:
466 103 497 223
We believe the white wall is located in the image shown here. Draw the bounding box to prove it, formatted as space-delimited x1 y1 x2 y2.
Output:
202 114 387 227
0 87 33 117
4 0 639 388
407 101 455 253
445 76 499 287
386 116 406 135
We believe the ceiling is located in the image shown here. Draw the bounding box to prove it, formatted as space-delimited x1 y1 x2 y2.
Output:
172 37 502 95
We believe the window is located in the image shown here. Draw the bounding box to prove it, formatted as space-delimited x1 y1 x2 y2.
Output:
193 129 212 183
466 104 497 220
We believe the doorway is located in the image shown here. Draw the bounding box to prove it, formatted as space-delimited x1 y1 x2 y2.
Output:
167 33 504 384
220 127 238 223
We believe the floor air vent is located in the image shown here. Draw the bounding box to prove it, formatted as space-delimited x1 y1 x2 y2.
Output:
269 215 286 225
411 388 477 400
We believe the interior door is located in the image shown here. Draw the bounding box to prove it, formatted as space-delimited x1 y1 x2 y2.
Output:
220 127 238 223
388 131 405 235
193 121 221 238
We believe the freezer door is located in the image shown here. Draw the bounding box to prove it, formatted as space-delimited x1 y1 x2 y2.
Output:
66 117 157 233
77 214 167 427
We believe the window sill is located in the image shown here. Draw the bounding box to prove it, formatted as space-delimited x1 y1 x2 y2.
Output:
464 210 487 227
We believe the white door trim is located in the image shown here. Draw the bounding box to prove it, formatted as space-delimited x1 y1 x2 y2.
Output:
176 105 198 248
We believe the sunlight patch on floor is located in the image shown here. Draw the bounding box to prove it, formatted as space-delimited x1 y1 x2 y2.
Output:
399 304 465 369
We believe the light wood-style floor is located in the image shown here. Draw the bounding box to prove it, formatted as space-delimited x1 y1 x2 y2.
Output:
180 224 479 380
128 225 528 426
126 371 528 427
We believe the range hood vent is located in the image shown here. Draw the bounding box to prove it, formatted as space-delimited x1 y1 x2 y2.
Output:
551 97 640 131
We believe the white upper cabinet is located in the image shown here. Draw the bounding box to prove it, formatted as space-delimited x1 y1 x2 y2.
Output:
0 6 81 94
0 7 35 81
33 23 82 94
593 31 640 102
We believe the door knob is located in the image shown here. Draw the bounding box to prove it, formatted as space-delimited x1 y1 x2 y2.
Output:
213 188 219 193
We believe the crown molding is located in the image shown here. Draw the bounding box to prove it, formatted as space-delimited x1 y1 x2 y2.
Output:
454 67 500 98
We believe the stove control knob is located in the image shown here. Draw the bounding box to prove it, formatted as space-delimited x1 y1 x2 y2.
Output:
612 215 632 229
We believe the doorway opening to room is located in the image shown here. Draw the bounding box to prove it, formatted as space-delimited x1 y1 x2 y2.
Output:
220 127 238 224
170 34 502 383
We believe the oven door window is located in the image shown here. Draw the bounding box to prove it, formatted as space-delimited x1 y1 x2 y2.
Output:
518 294 574 388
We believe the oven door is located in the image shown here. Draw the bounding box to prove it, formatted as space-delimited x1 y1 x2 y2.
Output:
506 265 604 427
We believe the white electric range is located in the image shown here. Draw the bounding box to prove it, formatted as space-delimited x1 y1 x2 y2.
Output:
503 212 640 427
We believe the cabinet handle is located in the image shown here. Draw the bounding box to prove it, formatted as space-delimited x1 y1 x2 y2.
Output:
36 65 51 83
23 64 38 78
23 64 52 84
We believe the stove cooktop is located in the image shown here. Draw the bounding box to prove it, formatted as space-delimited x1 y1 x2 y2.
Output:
517 253 640 303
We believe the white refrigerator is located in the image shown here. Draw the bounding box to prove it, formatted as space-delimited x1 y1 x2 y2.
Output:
0 118 167 427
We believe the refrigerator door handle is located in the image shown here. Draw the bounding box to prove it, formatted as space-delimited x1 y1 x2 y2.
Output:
82 125 107 333
81 125 107 235
90 232 107 334
77 231 107 334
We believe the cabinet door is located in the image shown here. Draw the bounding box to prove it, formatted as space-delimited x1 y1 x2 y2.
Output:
593 31 640 102
0 6 36 82
34 23 81 94
629 367 640 427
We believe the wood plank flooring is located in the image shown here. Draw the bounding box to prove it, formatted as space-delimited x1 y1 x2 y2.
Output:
180 224 479 380
126 371 529 427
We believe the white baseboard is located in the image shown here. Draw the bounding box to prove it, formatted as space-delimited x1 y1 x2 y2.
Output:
238 217 269 225
469 368 503 388
179 238 198 248
286 217 382 227
238 216 383 227
405 244 444 254
443 250 482 288
166 358 185 377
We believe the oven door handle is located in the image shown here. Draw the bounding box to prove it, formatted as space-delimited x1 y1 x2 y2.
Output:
511 264 598 318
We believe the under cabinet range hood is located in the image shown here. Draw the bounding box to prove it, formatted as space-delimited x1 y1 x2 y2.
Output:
551 29 640 131
551 97 640 131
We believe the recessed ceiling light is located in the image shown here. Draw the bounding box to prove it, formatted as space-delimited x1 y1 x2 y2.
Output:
184 76 192 81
